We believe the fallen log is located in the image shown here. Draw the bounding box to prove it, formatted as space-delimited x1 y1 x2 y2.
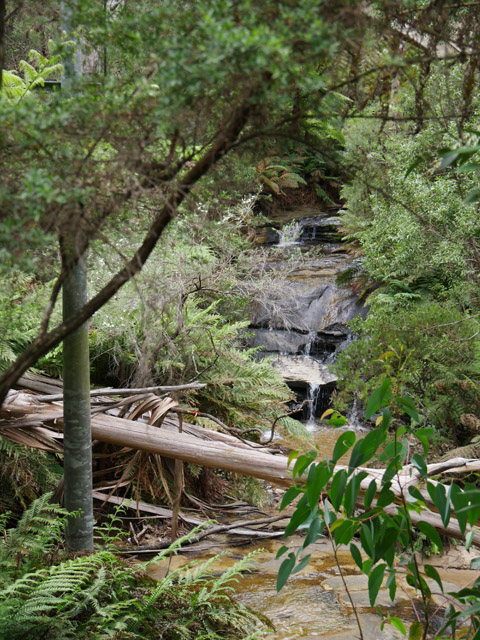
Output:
93 491 286 552
2 390 480 545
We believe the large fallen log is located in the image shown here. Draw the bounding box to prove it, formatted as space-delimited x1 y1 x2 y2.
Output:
2 390 480 545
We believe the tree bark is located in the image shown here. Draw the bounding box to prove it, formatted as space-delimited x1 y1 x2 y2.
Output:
62 255 93 550
0 0 5 92
60 1 93 551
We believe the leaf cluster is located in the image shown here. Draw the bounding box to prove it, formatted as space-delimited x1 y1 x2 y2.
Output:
277 380 480 639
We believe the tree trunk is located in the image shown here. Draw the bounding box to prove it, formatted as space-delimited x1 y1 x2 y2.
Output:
0 0 5 92
62 255 93 551
60 1 93 551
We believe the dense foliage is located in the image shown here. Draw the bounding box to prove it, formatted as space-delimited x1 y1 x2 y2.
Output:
0 494 266 639
334 57 480 445
278 381 480 640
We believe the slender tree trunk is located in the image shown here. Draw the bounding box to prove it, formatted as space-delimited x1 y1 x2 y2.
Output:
0 0 5 92
61 1 93 551
62 255 93 550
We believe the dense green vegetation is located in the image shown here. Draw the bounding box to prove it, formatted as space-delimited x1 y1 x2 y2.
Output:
2 0 480 638
334 59 480 446
0 494 267 639
279 382 480 640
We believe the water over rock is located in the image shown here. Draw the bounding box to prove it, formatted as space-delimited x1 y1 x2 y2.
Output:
249 206 365 420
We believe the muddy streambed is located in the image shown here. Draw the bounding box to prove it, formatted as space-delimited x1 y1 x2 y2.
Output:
145 424 480 639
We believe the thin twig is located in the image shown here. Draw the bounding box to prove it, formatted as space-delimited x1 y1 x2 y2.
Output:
33 382 206 402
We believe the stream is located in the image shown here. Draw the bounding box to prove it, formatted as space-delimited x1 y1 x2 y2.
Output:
147 206 476 638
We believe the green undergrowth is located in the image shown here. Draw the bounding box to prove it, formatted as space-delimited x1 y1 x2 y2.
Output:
0 493 270 640
0 438 63 519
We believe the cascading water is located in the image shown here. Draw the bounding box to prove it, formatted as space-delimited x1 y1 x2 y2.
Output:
303 331 317 357
277 220 301 246
250 205 366 430
305 382 321 428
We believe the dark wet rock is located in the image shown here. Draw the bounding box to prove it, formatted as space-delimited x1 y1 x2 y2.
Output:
250 208 365 417
251 281 364 333
255 226 281 244
249 328 308 354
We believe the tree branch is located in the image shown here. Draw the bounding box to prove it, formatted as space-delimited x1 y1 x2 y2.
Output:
0 94 255 407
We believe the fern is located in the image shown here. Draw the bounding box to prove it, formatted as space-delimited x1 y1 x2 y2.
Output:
0 496 269 639
1 70 26 103
1 41 66 105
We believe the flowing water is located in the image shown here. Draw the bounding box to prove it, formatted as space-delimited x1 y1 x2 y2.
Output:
147 207 477 637
250 205 365 423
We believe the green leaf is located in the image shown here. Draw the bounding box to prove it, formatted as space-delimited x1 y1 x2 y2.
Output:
344 471 369 515
365 379 391 420
382 459 401 484
456 487 480 526
408 621 423 640
349 429 386 468
350 543 363 570
415 428 434 456
389 616 406 635
460 600 480 617
424 564 443 593
331 431 356 464
395 396 419 423
320 408 336 420
292 451 316 479
407 486 426 505
380 406 391 431
406 570 431 598
303 516 322 547
471 557 480 569
368 563 386 606
329 469 347 511
287 450 299 467
416 521 443 553
276 545 288 559
291 554 311 575
450 484 468 536
377 483 395 508
411 453 427 478
280 486 302 511
434 483 451 528
277 553 295 591
323 498 335 526
381 438 408 463
285 505 311 536
386 572 397 602
364 479 377 510
466 530 474 552
360 522 375 559
329 413 349 427
307 463 331 507
332 518 357 545
376 526 399 565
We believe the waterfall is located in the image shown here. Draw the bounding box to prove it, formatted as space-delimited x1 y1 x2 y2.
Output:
252 206 365 432
305 382 321 428
277 221 301 246
303 331 317 356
